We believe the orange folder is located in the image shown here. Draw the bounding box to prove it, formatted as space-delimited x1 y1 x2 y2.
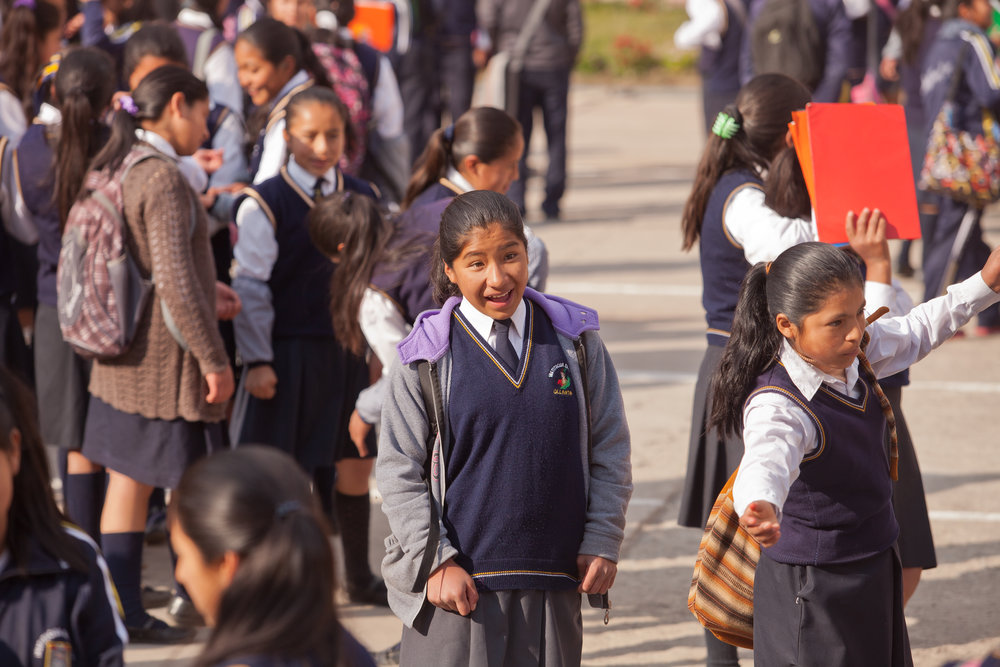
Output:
348 0 396 53
790 103 921 244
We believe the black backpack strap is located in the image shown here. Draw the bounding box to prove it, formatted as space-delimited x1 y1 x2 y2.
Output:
573 336 593 466
413 360 443 593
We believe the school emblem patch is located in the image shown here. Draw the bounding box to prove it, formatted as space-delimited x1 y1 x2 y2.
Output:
34 628 71 667
549 363 573 396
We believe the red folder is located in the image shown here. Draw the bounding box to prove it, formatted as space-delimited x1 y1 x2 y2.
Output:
349 0 396 53
790 103 921 244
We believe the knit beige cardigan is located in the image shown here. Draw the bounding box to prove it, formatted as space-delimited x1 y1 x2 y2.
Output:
89 153 229 423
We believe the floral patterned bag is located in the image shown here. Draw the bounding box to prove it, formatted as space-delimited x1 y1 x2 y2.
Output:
919 45 1000 208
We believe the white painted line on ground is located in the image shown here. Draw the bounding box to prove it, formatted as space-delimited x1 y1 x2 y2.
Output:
547 281 701 297
929 510 1000 522
626 499 1000 523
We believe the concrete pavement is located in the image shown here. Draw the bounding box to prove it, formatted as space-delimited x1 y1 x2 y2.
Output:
129 82 1000 666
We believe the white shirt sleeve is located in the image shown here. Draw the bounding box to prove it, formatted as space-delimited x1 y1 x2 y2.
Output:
232 197 279 281
0 93 27 147
733 392 818 517
864 272 1000 379
359 287 411 368
1 145 37 244
176 156 209 194
253 118 287 184
723 186 816 264
371 55 405 139
204 45 245 119
674 0 725 50
208 111 249 189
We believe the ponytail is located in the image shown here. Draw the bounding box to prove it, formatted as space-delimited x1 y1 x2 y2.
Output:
54 48 116 230
763 144 812 221
307 192 392 355
404 127 450 209
0 0 62 117
88 65 208 175
708 243 865 437
680 75 812 251
403 106 521 210
708 263 781 436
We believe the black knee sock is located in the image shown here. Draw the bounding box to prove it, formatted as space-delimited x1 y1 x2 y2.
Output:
64 472 106 542
313 466 336 529
102 531 147 626
335 490 374 589
704 628 740 667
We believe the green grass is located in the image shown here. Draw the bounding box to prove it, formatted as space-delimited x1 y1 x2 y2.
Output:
577 0 697 81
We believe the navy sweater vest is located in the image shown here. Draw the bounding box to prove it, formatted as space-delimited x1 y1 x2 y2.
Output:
15 123 59 306
235 168 376 339
749 362 899 566
444 303 584 592
700 169 758 345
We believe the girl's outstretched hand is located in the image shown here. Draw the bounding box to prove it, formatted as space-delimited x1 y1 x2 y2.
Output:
740 501 781 548
427 558 479 616
981 244 1000 293
846 208 891 284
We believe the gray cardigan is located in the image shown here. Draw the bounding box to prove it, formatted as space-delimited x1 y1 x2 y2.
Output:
375 290 633 627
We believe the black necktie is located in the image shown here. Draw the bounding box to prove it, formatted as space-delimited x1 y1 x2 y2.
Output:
313 176 326 201
493 318 519 370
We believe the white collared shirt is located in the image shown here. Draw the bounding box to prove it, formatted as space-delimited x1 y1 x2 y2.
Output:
233 156 337 282
733 272 1000 518
723 186 817 264
445 167 474 192
458 297 527 360
253 70 311 184
176 8 244 118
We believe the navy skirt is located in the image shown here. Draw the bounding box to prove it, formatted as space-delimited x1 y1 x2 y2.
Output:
231 336 373 472
885 386 937 570
753 548 912 667
81 396 226 489
34 304 91 451
678 344 744 528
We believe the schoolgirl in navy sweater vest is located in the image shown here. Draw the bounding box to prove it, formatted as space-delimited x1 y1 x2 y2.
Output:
401 106 549 290
230 86 387 605
377 191 632 665
234 18 331 183
710 224 1000 666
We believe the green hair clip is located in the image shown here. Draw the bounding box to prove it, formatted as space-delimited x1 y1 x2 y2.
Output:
712 112 741 139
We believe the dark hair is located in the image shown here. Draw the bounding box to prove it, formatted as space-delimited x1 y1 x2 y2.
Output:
54 48 116 230
113 0 158 24
431 190 527 305
122 22 189 82
403 107 522 210
763 143 812 220
236 17 331 88
897 0 944 64
285 86 356 163
328 0 354 25
0 366 88 573
173 446 340 667
0 0 63 117
708 242 865 436
681 74 811 251
186 0 223 25
88 65 208 174
308 193 393 355
943 0 974 19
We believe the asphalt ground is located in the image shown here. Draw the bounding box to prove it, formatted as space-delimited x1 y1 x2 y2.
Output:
126 83 1000 666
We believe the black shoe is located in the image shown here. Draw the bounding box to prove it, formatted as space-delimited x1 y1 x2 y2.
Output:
141 585 173 609
895 261 915 278
373 641 401 665
346 577 389 606
166 594 206 628
127 615 196 644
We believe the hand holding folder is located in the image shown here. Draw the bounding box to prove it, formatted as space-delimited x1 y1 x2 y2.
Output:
790 103 922 244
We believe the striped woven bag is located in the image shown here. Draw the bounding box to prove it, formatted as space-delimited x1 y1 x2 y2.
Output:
687 468 759 649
